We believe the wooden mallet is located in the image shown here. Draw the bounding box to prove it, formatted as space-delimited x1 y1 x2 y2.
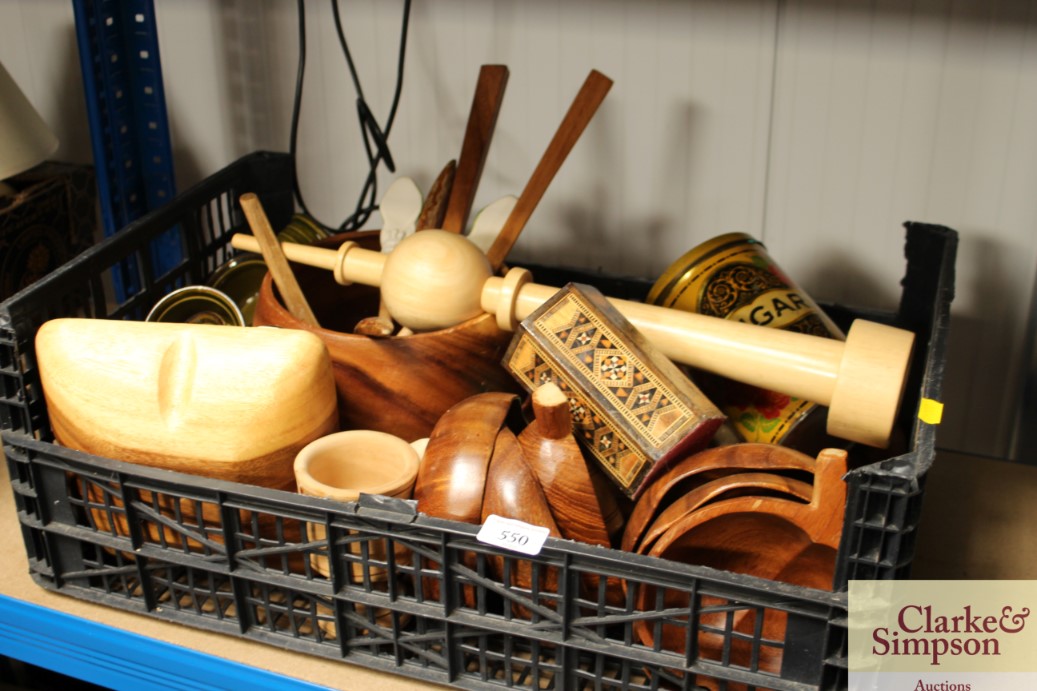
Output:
230 229 915 449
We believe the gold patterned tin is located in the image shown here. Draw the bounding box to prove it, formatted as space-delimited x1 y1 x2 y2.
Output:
647 232 844 449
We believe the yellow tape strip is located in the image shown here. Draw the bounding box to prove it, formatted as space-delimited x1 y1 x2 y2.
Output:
918 398 944 425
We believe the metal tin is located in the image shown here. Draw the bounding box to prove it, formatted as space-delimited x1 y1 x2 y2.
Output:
207 254 268 325
647 232 844 448
277 212 330 245
146 285 246 326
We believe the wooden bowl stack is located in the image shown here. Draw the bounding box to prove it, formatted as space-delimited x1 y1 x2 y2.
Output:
412 384 624 614
622 442 848 679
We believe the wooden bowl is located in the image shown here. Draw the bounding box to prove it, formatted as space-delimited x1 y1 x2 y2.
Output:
414 392 524 524
252 230 522 442
637 509 838 678
481 426 563 619
295 430 419 581
634 471 814 556
412 391 524 606
516 383 626 607
516 383 611 548
631 449 847 677
621 443 816 553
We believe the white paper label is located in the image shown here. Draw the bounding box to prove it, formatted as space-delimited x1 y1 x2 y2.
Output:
476 514 550 556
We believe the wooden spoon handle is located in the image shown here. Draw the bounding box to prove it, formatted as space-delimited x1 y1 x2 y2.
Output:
484 70 613 271
441 65 510 234
417 160 457 231
239 193 320 328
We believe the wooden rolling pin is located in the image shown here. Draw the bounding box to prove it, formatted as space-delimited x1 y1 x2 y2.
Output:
231 230 914 448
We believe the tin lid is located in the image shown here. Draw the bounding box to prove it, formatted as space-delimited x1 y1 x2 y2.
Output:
646 232 763 307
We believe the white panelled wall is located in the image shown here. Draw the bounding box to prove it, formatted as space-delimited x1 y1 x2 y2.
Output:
2 0 1036 461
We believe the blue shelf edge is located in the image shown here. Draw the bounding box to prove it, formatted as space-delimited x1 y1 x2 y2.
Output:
0 594 330 691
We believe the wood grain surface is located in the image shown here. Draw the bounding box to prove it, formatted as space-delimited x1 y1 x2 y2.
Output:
416 159 457 231
414 392 521 524
481 426 562 619
252 232 521 442
441 65 509 234
240 193 320 327
516 383 610 548
621 442 817 553
632 448 848 680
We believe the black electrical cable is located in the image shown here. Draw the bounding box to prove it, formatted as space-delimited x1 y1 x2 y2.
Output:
331 0 365 100
332 0 411 231
289 0 412 232
289 0 310 222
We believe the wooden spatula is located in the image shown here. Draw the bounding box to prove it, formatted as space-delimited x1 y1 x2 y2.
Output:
441 64 510 234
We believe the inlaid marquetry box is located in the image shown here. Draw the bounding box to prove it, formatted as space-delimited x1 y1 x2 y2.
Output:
503 282 725 498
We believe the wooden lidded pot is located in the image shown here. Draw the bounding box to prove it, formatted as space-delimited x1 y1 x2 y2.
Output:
252 230 523 442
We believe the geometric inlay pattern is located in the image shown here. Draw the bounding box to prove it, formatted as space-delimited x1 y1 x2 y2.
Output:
504 284 722 496
540 294 695 446
512 344 645 490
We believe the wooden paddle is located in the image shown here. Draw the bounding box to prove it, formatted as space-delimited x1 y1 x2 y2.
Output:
484 69 613 271
441 65 510 234
239 193 320 328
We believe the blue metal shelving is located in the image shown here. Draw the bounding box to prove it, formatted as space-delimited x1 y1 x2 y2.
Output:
0 596 330 691
72 0 181 300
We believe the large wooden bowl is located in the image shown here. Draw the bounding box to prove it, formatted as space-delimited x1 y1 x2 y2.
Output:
252 231 522 442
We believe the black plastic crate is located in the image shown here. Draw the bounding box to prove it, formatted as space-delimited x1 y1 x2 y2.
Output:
0 151 956 690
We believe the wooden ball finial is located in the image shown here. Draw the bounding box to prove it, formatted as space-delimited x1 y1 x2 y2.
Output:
380 230 494 332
